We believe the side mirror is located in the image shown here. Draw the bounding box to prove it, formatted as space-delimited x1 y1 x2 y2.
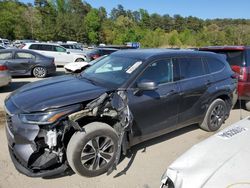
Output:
67 51 70 54
137 81 157 91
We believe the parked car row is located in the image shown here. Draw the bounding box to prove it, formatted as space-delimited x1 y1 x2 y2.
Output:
21 43 87 66
4 49 237 179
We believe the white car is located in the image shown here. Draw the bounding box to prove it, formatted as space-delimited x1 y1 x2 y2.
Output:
22 43 87 66
0 38 10 48
160 117 250 188
64 61 90 73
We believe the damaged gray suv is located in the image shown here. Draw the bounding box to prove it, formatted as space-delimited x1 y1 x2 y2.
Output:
5 49 237 178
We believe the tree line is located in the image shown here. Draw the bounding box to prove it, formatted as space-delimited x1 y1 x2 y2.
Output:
0 0 250 47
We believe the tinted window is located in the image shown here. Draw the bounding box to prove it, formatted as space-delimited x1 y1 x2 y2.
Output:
15 52 35 59
40 45 53 51
246 49 250 66
206 57 225 73
138 59 173 84
177 58 205 79
30 44 39 50
103 49 117 55
209 50 244 66
0 52 12 60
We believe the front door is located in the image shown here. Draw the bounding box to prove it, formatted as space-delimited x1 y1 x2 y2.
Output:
128 58 181 140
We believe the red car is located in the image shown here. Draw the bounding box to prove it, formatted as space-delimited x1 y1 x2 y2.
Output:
200 46 250 110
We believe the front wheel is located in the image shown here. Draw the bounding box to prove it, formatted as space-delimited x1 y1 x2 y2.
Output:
32 66 47 78
67 122 118 177
200 99 227 132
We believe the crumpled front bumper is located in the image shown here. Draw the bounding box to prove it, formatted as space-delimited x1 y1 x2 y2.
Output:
5 114 67 177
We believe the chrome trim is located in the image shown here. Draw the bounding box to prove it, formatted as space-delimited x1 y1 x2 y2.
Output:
4 104 13 116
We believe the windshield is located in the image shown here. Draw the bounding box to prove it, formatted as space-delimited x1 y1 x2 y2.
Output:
82 56 142 88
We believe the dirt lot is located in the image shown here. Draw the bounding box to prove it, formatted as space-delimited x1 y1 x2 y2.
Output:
0 69 249 188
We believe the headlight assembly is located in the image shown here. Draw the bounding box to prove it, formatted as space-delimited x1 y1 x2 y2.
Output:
19 104 81 125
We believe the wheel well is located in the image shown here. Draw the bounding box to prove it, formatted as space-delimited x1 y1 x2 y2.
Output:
63 116 118 148
216 94 231 115
75 58 85 62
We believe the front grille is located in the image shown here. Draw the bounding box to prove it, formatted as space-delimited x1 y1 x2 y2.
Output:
6 113 14 133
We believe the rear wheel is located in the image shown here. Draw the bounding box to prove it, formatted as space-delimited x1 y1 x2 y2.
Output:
200 99 227 132
75 58 85 62
67 122 118 177
32 66 47 78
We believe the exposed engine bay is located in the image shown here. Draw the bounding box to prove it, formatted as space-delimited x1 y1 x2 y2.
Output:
7 91 133 177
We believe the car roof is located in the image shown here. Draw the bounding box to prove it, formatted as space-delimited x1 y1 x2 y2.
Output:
0 49 50 57
200 46 250 51
25 42 61 46
111 49 218 60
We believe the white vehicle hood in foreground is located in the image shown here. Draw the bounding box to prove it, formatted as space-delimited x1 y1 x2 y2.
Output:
161 117 250 188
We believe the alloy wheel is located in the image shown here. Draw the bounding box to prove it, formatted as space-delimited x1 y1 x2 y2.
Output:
210 104 224 129
33 67 46 78
81 136 115 171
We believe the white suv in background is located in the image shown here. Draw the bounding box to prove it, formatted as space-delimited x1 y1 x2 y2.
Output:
22 43 87 66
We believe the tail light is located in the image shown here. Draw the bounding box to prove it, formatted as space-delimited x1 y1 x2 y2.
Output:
0 65 8 71
239 67 248 81
92 54 100 59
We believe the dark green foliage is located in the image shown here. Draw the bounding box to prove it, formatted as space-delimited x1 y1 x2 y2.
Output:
0 1 250 47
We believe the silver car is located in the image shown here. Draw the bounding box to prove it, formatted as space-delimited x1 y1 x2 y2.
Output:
0 63 11 87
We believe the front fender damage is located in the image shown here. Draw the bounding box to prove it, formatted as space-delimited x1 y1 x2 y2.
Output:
67 91 133 175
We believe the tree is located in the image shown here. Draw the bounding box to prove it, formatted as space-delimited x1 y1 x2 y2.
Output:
84 9 101 44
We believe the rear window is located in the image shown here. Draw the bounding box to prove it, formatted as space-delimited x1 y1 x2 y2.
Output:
15 52 35 59
30 44 39 50
207 50 244 66
40 45 53 51
176 57 205 79
0 52 12 60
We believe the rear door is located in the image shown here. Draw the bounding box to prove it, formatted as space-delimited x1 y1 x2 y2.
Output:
174 57 210 126
128 58 181 139
9 51 35 74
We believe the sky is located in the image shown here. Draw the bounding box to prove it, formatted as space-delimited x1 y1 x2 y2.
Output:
20 0 250 19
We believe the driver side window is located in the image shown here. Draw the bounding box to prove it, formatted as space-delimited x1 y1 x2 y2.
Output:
137 59 173 85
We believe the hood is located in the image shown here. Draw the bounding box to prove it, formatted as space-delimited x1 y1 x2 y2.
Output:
6 75 107 113
162 117 250 188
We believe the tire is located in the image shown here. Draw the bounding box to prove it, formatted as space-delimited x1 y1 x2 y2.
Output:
200 99 227 132
75 58 85 62
32 66 47 78
245 101 250 111
67 122 118 177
